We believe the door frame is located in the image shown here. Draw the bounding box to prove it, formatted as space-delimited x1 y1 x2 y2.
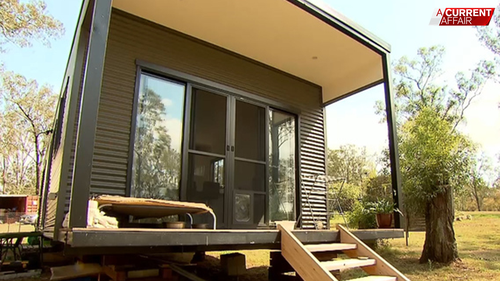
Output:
132 60 302 228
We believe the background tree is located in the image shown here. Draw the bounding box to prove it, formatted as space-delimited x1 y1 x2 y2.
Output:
0 110 36 194
0 70 56 195
0 0 63 195
467 153 496 211
132 89 180 200
399 108 475 263
269 112 296 221
0 0 63 51
327 145 375 213
381 46 495 263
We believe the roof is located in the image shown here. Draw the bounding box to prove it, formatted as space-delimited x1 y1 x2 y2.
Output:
112 0 391 105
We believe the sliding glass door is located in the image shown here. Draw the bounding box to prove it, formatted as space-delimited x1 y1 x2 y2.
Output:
185 88 229 228
131 71 298 229
233 100 267 227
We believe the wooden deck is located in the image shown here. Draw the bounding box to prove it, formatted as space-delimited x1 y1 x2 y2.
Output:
58 227 404 255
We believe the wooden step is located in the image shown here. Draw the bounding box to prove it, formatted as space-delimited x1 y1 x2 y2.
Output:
348 276 397 281
305 243 357 252
321 258 376 271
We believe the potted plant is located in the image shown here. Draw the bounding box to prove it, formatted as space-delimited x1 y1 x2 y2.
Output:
366 199 401 228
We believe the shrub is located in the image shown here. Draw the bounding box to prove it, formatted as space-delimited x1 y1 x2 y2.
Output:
347 201 377 229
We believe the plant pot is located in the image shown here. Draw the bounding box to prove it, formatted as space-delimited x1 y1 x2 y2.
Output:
376 213 393 228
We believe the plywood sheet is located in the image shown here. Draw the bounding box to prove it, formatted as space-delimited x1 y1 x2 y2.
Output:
95 195 214 218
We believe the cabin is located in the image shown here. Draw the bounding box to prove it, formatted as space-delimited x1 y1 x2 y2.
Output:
39 0 404 258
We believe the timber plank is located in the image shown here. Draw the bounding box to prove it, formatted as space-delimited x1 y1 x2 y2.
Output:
277 224 338 281
338 225 410 281
321 259 376 271
349 276 397 281
305 243 357 252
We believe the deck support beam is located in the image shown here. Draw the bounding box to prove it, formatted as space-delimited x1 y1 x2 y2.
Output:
382 53 404 229
69 0 112 228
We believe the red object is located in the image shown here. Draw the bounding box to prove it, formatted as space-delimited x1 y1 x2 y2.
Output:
376 213 393 228
438 8 495 26
25 195 39 214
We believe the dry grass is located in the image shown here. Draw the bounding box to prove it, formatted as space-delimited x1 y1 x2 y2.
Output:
374 211 500 281
207 212 500 280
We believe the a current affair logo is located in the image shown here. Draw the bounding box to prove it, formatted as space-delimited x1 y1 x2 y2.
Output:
429 8 495 26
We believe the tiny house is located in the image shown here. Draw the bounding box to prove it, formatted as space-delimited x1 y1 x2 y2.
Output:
39 0 403 253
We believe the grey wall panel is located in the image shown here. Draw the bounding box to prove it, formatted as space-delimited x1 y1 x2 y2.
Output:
91 9 328 228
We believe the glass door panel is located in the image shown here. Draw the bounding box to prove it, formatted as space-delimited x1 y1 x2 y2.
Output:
189 89 227 155
132 73 185 200
269 109 296 222
186 88 228 228
235 100 265 161
233 100 267 226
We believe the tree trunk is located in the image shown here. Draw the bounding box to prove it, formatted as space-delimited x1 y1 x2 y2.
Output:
472 177 482 211
2 157 6 194
474 193 482 212
420 185 459 263
405 211 410 247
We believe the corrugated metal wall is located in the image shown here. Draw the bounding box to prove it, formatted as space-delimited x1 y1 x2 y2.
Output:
42 23 90 231
66 9 328 228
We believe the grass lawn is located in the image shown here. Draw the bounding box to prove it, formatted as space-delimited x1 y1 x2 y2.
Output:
375 211 500 281
208 212 500 280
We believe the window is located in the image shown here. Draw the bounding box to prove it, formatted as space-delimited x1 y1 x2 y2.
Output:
269 109 296 221
131 73 185 200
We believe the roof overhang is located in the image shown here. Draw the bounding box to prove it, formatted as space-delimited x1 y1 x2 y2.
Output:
111 0 390 105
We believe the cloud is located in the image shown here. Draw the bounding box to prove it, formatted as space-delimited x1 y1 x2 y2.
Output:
160 118 184 151
162 98 173 107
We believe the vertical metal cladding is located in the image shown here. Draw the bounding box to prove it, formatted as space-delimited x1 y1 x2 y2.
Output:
65 9 328 228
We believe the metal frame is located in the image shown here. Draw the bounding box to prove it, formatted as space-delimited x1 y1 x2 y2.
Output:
125 65 143 198
41 0 402 237
38 77 68 229
288 0 391 55
127 70 187 199
65 228 404 250
267 108 300 225
382 54 403 228
130 62 302 229
39 0 92 239
68 0 112 228
136 60 302 115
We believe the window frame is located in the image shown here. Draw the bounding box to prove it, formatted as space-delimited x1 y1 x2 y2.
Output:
127 67 187 199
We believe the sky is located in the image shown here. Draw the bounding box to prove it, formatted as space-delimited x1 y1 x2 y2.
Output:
1 0 499 163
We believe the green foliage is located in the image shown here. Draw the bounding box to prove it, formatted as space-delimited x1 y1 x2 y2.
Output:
347 201 377 229
384 46 495 217
482 188 500 211
327 145 375 213
132 89 180 200
0 0 64 51
327 145 374 185
365 199 398 214
328 182 362 212
476 6 500 59
399 108 476 208
0 1 63 194
378 46 495 262
0 69 56 195
364 175 392 203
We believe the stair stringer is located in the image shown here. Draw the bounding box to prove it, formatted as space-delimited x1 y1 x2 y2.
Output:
278 224 338 281
337 224 411 281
